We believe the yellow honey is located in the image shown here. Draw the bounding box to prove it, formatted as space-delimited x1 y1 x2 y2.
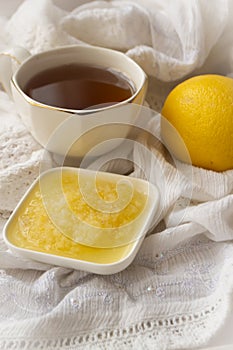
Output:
8 169 148 264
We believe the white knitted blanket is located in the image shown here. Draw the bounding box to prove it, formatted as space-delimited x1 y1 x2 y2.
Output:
1 1 233 349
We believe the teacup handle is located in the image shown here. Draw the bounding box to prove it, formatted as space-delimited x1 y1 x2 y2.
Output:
0 47 31 97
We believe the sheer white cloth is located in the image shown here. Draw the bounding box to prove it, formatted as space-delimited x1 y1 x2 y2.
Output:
0 0 233 349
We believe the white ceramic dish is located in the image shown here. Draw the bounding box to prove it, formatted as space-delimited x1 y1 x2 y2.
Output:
3 167 160 275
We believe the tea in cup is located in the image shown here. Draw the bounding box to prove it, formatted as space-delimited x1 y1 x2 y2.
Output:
0 45 147 158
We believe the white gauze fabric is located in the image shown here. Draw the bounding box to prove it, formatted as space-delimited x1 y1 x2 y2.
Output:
0 0 233 349
4 0 233 80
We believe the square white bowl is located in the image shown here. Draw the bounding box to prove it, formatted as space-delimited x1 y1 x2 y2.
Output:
3 167 160 275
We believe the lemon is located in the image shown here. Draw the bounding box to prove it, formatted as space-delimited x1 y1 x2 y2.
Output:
161 74 233 172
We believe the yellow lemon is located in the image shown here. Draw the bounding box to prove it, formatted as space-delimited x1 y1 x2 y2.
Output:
161 74 233 172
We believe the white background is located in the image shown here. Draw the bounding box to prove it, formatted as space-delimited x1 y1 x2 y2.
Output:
0 1 233 349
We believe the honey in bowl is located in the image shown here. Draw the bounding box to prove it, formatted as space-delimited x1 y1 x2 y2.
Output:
5 168 157 266
24 64 135 110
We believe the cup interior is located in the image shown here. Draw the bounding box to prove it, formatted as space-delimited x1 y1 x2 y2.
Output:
14 45 146 111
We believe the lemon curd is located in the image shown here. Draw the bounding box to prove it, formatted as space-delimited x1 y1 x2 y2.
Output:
7 169 149 264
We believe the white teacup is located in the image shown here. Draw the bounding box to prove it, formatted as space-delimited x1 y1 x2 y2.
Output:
0 45 147 158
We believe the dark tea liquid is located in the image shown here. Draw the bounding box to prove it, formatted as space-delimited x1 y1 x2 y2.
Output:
24 64 135 110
